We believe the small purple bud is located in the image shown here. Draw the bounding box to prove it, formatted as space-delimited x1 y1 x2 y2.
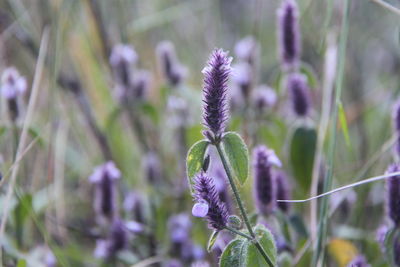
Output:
109 44 137 87
386 163 400 227
192 202 209 217
234 36 260 66
1 67 27 121
275 171 291 213
346 255 370 267
251 85 277 113
202 49 232 140
277 0 301 70
253 145 281 215
193 172 229 230
156 41 186 87
45 249 56 267
89 161 121 221
287 72 311 117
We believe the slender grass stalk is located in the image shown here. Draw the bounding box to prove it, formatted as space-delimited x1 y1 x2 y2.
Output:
215 142 275 267
313 0 349 265
0 27 49 263
371 0 400 16
310 34 337 244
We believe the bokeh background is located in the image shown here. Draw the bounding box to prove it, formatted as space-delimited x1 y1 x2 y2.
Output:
1 0 400 266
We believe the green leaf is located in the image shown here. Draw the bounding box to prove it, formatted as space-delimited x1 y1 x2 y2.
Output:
207 230 219 252
219 225 277 267
251 224 277 266
289 126 317 191
219 238 248 267
13 194 32 229
338 101 351 148
186 139 209 191
384 227 398 266
221 132 249 185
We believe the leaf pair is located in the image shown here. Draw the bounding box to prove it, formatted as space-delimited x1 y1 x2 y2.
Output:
186 132 249 191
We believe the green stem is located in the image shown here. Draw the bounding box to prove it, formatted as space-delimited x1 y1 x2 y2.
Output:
224 226 253 240
216 142 275 267
313 0 349 265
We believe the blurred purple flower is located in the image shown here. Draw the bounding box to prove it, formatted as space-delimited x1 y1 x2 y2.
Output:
277 0 301 70
109 44 137 86
202 49 232 141
287 72 311 117
1 67 27 121
346 255 370 267
386 163 400 226
89 161 121 221
143 151 162 184
234 36 260 67
393 100 400 156
94 219 127 259
164 259 183 267
232 62 253 100
123 191 145 223
275 171 291 213
251 85 277 113
376 224 388 254
253 145 281 216
132 70 151 100
156 41 187 87
168 213 192 244
193 172 229 230
1 67 27 99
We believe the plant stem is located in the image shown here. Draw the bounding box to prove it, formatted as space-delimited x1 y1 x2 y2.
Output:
313 0 349 265
224 226 253 240
215 142 275 267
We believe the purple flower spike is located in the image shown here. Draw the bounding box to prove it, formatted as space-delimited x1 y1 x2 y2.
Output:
234 36 260 66
202 49 232 141
193 172 228 230
275 171 291 213
192 202 209 217
386 164 400 227
89 161 121 221
287 72 311 117
253 145 281 215
94 219 127 259
346 255 370 267
277 0 301 70
156 41 186 86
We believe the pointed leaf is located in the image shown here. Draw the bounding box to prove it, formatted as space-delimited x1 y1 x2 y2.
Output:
219 238 248 267
221 132 249 185
186 139 209 191
207 230 219 252
289 126 317 191
250 224 278 266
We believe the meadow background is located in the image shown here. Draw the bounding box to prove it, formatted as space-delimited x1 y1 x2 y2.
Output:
0 0 400 266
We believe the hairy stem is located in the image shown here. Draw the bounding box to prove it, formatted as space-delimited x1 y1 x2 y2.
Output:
216 142 274 267
224 226 253 240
